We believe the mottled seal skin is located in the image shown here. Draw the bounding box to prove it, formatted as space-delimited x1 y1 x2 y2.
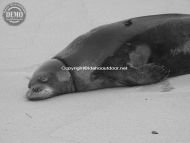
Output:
27 13 190 100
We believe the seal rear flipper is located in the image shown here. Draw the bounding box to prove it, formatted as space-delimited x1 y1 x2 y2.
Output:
111 64 170 86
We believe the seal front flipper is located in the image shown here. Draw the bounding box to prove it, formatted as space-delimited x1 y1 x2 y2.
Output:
112 64 170 86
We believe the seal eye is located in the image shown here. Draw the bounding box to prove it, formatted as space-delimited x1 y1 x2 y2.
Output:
39 76 48 83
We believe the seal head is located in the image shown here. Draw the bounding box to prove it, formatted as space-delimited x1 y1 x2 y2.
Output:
26 59 75 100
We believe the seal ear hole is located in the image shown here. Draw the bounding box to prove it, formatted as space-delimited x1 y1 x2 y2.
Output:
56 71 71 82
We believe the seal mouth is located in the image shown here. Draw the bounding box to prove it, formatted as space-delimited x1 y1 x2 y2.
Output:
26 86 54 100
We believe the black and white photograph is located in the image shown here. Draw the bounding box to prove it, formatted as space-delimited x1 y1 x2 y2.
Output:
0 0 190 142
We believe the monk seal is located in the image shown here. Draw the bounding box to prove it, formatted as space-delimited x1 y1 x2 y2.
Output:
26 13 190 100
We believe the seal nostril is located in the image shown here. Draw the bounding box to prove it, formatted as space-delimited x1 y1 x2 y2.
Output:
32 87 42 93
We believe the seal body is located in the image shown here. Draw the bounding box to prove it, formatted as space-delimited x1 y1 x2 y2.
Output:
27 14 190 100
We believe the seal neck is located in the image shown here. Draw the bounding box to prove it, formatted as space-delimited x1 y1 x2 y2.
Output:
53 56 77 92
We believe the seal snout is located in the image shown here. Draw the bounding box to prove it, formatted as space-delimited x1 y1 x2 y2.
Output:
26 85 54 100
